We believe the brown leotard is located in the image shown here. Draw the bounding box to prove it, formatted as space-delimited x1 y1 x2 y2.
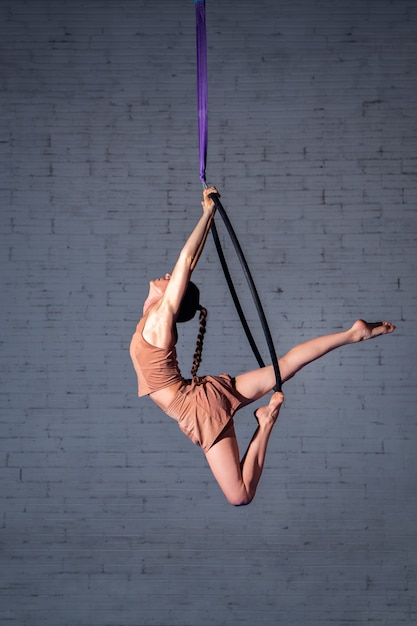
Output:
130 315 183 397
130 316 247 452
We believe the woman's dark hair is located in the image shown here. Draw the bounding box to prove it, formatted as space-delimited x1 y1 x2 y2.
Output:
177 281 207 383
190 306 207 383
177 281 201 323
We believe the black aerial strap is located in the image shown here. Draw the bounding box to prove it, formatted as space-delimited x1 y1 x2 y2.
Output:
209 193 282 392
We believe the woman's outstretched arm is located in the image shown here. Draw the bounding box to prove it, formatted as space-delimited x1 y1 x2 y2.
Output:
162 186 218 315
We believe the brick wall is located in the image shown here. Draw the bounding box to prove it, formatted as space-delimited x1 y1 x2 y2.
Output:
1 0 416 624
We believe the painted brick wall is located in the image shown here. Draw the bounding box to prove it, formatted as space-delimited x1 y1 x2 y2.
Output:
1 0 416 625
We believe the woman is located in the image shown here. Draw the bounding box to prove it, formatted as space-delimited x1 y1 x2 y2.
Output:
130 187 395 506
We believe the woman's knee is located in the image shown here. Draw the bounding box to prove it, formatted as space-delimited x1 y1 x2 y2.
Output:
225 489 253 507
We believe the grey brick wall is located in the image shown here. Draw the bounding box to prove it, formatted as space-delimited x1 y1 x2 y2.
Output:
1 0 416 624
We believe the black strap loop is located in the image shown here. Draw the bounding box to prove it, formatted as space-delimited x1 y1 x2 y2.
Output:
209 193 282 392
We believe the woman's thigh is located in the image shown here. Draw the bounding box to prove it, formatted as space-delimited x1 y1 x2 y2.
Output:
234 364 276 403
204 421 248 506
234 355 292 403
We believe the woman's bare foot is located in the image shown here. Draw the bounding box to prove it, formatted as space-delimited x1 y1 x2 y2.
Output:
254 392 284 428
351 319 396 342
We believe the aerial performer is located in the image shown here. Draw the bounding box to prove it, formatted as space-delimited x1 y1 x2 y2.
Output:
129 186 395 506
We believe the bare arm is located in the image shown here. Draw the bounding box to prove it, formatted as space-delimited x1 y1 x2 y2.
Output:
142 187 219 348
161 186 218 315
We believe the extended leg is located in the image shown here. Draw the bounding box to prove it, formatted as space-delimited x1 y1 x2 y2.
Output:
235 320 396 401
205 392 284 506
279 320 396 383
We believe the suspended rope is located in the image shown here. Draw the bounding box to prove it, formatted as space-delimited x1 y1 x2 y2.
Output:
210 219 265 369
194 0 282 392
195 0 208 185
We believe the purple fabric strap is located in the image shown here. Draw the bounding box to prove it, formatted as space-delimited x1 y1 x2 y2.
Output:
195 0 208 184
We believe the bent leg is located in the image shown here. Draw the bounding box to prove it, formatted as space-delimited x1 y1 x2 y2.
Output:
205 392 284 506
208 320 395 505
234 320 396 402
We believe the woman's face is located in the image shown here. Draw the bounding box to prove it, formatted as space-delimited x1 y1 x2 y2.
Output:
143 274 172 316
150 273 171 294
